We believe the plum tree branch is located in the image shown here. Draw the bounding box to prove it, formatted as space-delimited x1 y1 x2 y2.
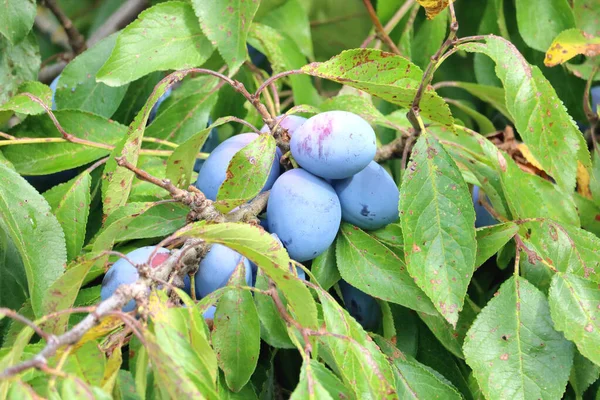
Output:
41 0 87 55
0 308 50 341
361 0 414 49
361 0 402 54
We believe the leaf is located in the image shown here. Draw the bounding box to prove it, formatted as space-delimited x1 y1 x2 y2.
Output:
165 115 232 189
570 350 599 398
191 0 260 74
0 228 28 336
101 345 122 394
55 33 129 118
311 245 340 291
43 172 92 262
442 82 511 121
459 35 590 190
475 223 518 268
0 0 35 44
213 263 260 391
3 110 126 175
97 2 214 86
573 0 600 36
248 23 320 106
515 0 576 52
41 257 95 335
463 276 574 400
336 224 437 315
0 32 40 105
417 297 479 359
218 371 259 399
291 360 353 400
301 49 454 132
400 131 476 326
522 219 600 283
253 269 294 349
174 222 318 331
412 9 447 69
315 289 398 399
0 81 52 115
416 0 450 19
259 0 314 59
102 71 182 216
549 273 600 365
216 134 276 212
0 163 66 317
375 336 463 400
545 28 600 67
63 341 107 386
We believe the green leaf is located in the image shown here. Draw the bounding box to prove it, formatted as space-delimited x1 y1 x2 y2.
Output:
411 9 447 70
460 36 590 190
336 223 437 315
3 111 126 175
549 273 600 366
41 257 95 335
259 0 314 59
254 269 294 349
523 219 600 283
213 263 260 391
7 380 37 400
112 72 162 125
573 0 600 35
0 0 35 45
102 70 180 216
0 228 28 338
174 222 318 330
570 350 599 398
165 115 232 189
291 359 354 400
447 99 496 134
301 48 454 131
0 164 66 317
315 289 398 399
248 23 320 106
145 80 219 145
375 335 463 400
218 371 259 399
515 0 575 52
97 2 214 86
400 131 477 326
475 223 518 268
216 134 276 212
463 276 574 400
191 0 259 74
418 297 479 359
55 34 129 118
43 172 92 262
0 81 52 116
63 341 107 386
311 245 340 291
440 83 510 122
101 345 122 393
0 32 40 105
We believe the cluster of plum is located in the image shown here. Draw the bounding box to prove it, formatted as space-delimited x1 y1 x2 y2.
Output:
101 111 398 329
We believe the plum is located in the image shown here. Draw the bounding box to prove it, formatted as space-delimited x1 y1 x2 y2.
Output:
101 246 171 312
473 186 497 228
147 87 172 123
49 75 60 110
592 86 600 114
194 244 253 298
290 111 376 179
195 133 281 200
267 169 341 261
260 115 307 136
193 123 220 172
338 280 381 331
333 161 399 230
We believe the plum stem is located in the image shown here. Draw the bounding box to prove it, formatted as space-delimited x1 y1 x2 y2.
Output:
361 0 414 49
361 0 402 55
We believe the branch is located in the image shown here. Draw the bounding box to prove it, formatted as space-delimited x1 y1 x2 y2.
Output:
361 0 414 48
42 0 87 54
0 308 50 341
87 0 149 47
374 136 406 162
407 2 459 133
361 0 402 54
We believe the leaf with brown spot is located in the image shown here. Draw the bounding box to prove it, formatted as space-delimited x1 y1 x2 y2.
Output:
416 0 451 19
544 29 600 67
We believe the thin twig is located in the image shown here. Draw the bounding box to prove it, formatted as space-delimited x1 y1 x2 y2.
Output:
42 0 87 54
361 0 402 54
88 0 148 47
0 308 50 341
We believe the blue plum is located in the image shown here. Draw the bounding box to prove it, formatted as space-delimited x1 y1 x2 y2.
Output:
260 115 307 136
203 305 216 320
290 111 376 179
193 124 221 172
147 87 173 123
49 75 60 110
195 133 281 200
473 186 497 228
338 280 381 331
194 244 252 298
101 246 171 312
592 86 600 114
267 169 341 261
333 161 399 230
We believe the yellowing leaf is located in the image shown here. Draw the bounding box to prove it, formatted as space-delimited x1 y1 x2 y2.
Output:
544 29 600 67
417 0 451 19
577 161 592 198
517 143 544 170
75 316 124 350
